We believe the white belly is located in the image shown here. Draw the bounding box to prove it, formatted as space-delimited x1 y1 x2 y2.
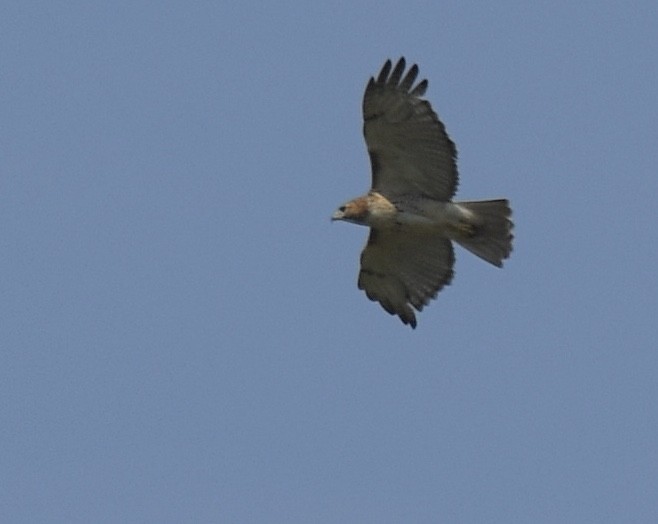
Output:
395 199 468 227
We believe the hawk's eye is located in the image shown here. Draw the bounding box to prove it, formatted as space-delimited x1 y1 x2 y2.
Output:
339 205 346 212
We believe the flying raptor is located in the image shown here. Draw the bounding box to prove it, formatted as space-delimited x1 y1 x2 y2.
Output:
332 58 513 328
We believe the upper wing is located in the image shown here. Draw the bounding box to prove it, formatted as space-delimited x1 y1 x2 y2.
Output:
363 58 458 201
358 228 455 328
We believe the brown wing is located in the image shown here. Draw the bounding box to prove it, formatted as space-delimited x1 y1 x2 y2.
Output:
363 58 458 201
357 228 455 328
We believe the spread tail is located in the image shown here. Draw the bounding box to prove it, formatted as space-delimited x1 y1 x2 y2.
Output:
454 199 513 267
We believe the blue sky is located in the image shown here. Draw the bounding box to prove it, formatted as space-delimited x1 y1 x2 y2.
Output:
2 1 658 522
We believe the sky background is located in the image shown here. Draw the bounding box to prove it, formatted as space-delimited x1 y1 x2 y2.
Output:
2 1 658 522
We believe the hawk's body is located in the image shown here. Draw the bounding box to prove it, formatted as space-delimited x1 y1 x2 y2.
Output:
332 58 513 328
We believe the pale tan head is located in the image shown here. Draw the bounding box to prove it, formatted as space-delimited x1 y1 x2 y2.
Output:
331 196 370 226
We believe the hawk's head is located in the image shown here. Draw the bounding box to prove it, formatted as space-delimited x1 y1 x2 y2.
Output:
332 192 398 227
331 196 370 226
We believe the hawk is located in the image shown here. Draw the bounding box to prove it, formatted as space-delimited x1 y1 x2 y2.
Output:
332 58 513 328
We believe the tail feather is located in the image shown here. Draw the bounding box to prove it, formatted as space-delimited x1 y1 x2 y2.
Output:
454 199 513 267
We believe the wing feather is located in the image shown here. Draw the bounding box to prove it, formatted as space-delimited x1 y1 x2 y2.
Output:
376 59 392 83
389 57 406 85
357 228 455 328
399 64 419 91
363 58 458 201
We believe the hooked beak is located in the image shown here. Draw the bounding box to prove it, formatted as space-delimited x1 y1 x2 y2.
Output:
331 210 344 222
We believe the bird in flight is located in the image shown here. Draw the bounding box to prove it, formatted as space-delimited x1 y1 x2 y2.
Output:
332 58 513 328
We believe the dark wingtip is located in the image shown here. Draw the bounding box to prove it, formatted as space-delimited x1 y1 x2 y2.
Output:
373 57 427 98
399 63 419 91
410 78 428 97
400 309 417 329
377 59 393 83
389 57 406 85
